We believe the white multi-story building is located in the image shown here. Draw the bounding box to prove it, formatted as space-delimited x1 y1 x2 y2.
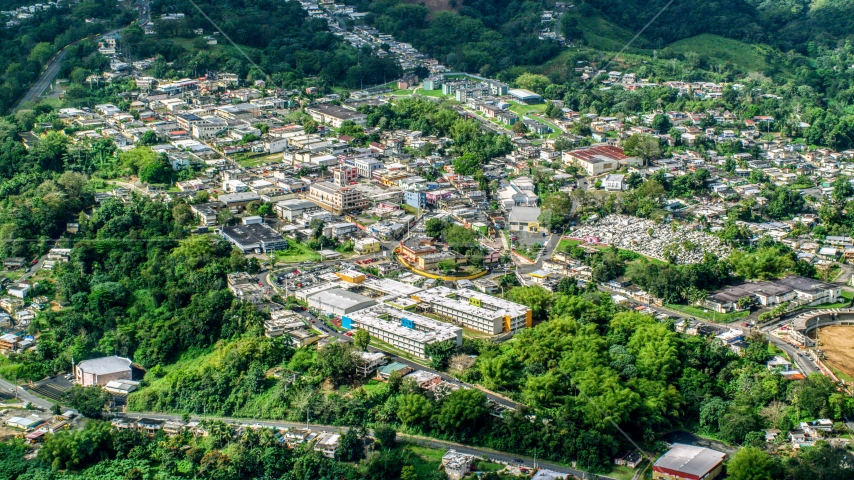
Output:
414 286 532 334
343 305 461 358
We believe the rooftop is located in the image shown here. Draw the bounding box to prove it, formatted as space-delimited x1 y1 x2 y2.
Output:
77 356 132 375
653 444 725 478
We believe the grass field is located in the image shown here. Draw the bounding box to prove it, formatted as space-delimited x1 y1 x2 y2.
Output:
668 34 770 73
401 444 446 478
570 12 648 52
665 304 750 323
417 88 447 98
233 152 282 168
273 242 321 263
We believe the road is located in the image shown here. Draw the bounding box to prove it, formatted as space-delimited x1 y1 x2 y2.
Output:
116 412 613 479
13 0 148 111
0 376 54 410
645 303 823 376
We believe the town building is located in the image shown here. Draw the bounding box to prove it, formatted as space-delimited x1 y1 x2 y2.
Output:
275 199 322 222
307 288 377 317
343 305 462 358
563 145 641 175
220 223 288 253
308 181 369 215
354 237 381 254
652 443 725 480
75 356 133 387
413 286 532 334
313 432 341 458
441 450 475 480
507 206 543 233
306 104 367 128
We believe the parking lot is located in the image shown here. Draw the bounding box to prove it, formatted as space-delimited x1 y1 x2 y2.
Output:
29 375 73 402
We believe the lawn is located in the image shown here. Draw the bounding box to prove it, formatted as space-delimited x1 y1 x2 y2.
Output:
665 304 749 323
556 239 582 252
273 242 321 264
417 88 447 98
400 444 446 478
608 465 640 480
234 152 282 168
360 379 388 395
668 34 771 73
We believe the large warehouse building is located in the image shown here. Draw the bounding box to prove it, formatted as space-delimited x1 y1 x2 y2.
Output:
652 444 725 480
307 288 377 317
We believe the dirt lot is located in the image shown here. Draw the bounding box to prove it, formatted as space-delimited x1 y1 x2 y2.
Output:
816 326 854 378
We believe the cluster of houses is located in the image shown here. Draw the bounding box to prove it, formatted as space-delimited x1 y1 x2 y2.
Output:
1 1 56 27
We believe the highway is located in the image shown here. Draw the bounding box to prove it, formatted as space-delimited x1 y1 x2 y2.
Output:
13 1 149 111
116 411 614 479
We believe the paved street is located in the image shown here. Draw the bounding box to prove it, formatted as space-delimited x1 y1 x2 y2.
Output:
13 2 148 110
117 412 614 479
0 376 54 410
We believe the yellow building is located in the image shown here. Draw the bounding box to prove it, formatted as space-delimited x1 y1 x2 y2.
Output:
335 270 366 284
354 238 381 254
507 206 543 233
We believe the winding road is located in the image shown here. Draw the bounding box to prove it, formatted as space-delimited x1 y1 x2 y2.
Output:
13 1 149 111
116 412 613 479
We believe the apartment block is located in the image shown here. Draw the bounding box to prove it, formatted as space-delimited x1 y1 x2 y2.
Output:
413 286 532 334
342 305 461 358
307 181 369 215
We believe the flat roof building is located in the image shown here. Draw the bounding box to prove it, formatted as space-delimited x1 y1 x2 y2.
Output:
343 305 462 358
275 199 322 222
414 286 532 334
221 223 288 253
652 444 725 480
308 181 369 215
307 288 377 317
508 88 542 103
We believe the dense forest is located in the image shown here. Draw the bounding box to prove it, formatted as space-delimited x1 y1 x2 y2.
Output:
139 0 400 89
0 0 134 113
583 0 854 53
338 0 560 76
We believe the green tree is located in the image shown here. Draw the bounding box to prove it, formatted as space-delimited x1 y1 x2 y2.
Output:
727 447 777 480
354 329 370 351
373 424 396 448
513 121 529 135
622 134 662 164
437 258 457 274
507 285 553 323
453 154 480 176
63 385 111 419
337 428 364 462
424 339 457 370
515 72 550 93
435 388 487 434
397 394 431 425
138 130 159 146
538 192 573 231
651 114 671 133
